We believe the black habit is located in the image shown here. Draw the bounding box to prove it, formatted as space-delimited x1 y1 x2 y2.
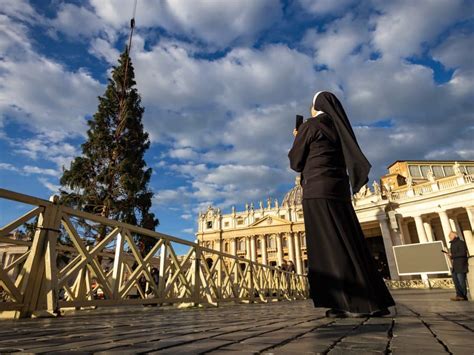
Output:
289 91 395 314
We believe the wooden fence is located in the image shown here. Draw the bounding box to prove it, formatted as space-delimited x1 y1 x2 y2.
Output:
0 188 308 318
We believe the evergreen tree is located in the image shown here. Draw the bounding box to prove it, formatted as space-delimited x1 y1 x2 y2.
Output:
60 49 158 246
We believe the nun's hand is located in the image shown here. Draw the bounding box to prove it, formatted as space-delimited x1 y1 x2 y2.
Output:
293 129 298 137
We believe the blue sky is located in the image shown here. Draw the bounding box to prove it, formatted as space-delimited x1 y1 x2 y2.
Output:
1 0 473 243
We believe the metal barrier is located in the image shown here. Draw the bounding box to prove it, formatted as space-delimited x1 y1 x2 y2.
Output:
0 188 309 318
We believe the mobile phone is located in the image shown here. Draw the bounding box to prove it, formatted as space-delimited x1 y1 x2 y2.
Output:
296 115 303 130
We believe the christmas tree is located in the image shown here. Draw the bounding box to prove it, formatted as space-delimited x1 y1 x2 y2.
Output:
60 48 158 247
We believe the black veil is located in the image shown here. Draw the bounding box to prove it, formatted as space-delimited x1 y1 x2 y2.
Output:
313 91 371 193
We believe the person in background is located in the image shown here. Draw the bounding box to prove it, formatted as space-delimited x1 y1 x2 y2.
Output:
448 231 469 301
287 261 296 273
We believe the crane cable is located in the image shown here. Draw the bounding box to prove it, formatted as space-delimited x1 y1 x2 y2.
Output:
116 0 138 139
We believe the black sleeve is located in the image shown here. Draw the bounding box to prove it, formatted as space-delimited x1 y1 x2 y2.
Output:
288 122 317 172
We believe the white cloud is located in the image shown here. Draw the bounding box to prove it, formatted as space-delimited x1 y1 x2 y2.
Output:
371 0 468 60
88 37 121 64
50 3 106 40
153 187 191 206
90 0 282 47
168 148 199 161
298 0 358 16
1 0 473 223
0 8 104 177
0 162 19 172
302 14 369 69
157 161 288 210
0 57 102 137
0 13 31 58
0 0 40 24
11 135 79 171
432 33 474 72
23 165 58 177
0 7 103 141
0 162 58 177
137 2 473 212
132 42 322 150
38 177 60 193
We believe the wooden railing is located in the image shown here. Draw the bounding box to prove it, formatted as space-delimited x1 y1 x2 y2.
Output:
0 188 308 318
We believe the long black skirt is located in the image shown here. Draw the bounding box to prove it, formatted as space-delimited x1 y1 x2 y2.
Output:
303 198 395 313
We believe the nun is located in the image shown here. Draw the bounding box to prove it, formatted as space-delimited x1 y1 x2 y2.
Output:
288 91 395 318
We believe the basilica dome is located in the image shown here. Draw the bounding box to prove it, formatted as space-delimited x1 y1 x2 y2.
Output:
282 176 303 207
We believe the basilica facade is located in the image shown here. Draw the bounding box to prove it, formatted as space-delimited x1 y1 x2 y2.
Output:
197 160 474 280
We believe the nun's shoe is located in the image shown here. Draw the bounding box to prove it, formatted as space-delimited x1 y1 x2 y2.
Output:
344 311 370 318
450 296 464 301
370 308 391 317
325 309 348 318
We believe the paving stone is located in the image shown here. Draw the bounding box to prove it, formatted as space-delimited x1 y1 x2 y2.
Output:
445 346 474 355
391 350 446 355
0 289 472 353
149 339 235 354
332 341 388 352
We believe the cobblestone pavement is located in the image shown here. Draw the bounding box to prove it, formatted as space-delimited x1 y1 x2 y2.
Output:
0 289 472 354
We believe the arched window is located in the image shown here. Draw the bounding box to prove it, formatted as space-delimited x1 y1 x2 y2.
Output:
224 242 229 252
257 239 261 250
282 237 287 248
238 239 245 251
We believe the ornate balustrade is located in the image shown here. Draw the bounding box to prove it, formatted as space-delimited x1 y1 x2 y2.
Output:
389 174 474 201
385 278 454 289
0 188 308 319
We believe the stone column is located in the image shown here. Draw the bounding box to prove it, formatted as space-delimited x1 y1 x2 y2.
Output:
438 210 452 247
250 235 257 262
466 206 474 231
245 237 251 260
423 220 434 242
261 235 268 265
450 217 463 239
293 233 303 274
400 220 411 244
215 239 222 253
378 218 399 280
391 220 403 246
461 210 474 256
287 233 295 263
412 216 430 283
464 206 474 300
414 215 428 243
276 234 283 266
231 238 237 256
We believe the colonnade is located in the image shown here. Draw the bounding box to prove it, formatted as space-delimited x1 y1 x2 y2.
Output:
204 205 474 281
381 206 474 280
218 232 306 274
404 207 474 250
